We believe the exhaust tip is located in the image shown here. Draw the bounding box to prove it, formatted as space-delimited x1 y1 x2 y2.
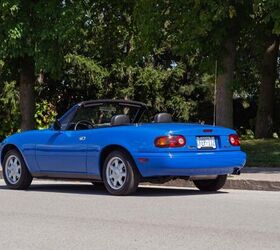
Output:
232 168 241 175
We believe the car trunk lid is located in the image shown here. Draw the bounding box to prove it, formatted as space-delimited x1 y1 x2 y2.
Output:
137 123 238 152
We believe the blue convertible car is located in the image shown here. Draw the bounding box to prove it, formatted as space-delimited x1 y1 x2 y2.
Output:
0 100 246 195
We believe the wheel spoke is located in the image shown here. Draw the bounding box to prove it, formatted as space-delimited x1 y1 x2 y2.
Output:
118 178 124 186
15 172 21 178
109 165 114 172
113 178 118 187
118 163 124 170
113 159 118 167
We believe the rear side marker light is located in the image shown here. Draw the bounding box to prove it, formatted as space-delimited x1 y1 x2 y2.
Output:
138 158 149 163
155 135 186 148
203 129 213 133
229 134 240 146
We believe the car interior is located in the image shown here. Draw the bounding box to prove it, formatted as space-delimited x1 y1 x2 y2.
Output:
59 102 173 131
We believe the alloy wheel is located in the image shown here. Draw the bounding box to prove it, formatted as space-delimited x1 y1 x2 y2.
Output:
5 155 22 184
106 156 127 190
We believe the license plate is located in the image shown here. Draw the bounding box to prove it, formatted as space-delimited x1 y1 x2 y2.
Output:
196 136 216 149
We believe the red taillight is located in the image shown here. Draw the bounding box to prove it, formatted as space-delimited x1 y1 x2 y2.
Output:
155 135 186 148
229 134 240 146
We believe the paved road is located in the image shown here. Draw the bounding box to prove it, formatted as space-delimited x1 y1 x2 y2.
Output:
0 180 279 250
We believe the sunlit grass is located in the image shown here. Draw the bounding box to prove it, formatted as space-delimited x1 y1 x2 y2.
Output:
241 139 280 167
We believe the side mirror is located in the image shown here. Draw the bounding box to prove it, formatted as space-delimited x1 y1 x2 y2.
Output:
53 119 61 130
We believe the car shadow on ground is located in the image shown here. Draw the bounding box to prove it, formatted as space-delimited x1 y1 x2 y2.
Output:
0 182 228 197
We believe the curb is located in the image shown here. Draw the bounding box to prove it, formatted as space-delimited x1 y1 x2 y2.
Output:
143 178 280 192
0 170 279 191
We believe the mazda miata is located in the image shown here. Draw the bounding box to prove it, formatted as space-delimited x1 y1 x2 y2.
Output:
0 100 246 195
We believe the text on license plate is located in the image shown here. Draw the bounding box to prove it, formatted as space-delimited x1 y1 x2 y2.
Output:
196 136 216 149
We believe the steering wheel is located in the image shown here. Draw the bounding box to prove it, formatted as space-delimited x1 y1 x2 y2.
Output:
74 120 95 130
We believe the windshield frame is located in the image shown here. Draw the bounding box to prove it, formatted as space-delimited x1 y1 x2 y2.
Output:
55 99 148 131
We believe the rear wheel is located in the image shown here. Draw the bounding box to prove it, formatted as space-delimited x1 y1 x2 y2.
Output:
102 150 140 195
3 149 33 190
193 175 227 191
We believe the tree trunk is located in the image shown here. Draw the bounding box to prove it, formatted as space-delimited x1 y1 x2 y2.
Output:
19 57 35 131
215 38 236 128
255 36 279 138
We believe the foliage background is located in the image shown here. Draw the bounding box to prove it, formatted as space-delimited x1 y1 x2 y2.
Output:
0 0 279 140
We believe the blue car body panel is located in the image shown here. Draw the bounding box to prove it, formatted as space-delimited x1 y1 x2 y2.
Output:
0 122 246 179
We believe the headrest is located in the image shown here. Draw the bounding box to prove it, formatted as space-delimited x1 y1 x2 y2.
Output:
111 114 130 126
154 113 173 123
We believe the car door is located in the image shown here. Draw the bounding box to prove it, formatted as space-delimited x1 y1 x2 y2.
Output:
36 129 87 173
35 104 88 173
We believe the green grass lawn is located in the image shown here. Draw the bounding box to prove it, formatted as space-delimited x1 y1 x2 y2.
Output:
241 139 280 167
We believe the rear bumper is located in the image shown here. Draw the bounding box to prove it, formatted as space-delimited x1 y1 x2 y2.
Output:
134 151 246 177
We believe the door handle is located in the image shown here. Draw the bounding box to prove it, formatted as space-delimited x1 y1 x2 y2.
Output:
79 136 86 141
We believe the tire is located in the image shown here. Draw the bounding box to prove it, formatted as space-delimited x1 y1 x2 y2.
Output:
102 150 140 195
2 149 33 190
193 175 227 191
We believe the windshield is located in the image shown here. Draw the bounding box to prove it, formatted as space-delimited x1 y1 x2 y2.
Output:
59 101 147 130
73 104 142 126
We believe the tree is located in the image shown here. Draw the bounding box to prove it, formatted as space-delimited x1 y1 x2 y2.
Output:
55 0 196 121
254 0 280 138
133 0 252 128
1 0 279 139
0 1 84 130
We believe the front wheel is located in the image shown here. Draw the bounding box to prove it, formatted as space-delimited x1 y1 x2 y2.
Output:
102 150 140 195
2 149 33 190
193 175 227 191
